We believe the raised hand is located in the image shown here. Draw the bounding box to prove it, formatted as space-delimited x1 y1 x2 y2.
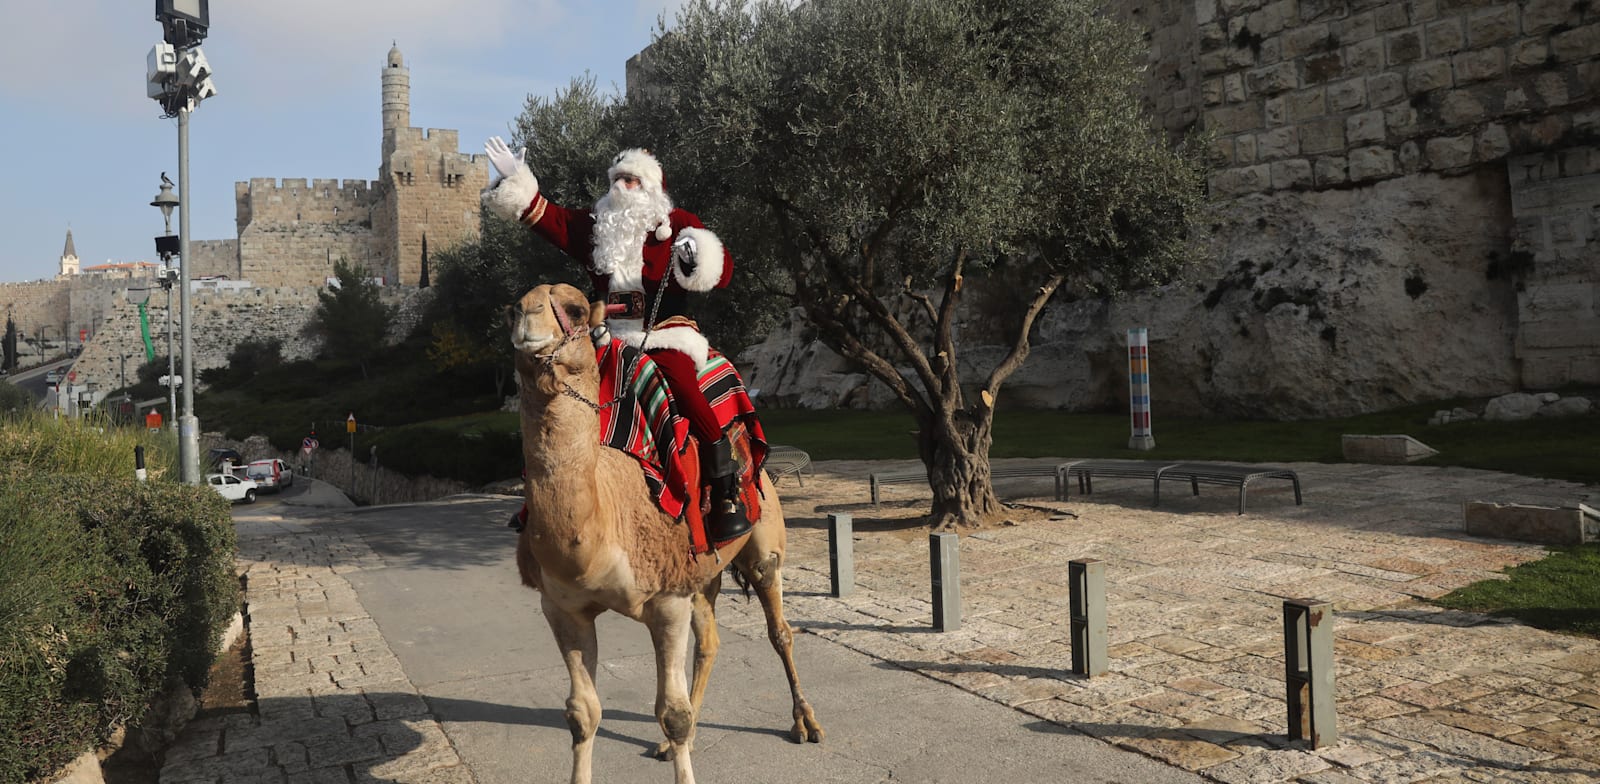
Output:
484 136 526 187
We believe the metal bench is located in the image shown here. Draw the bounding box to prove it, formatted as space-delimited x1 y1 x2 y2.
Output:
1065 459 1303 515
1155 462 1302 515
765 445 812 486
871 461 1075 505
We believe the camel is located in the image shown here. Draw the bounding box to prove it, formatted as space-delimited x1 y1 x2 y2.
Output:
507 283 824 784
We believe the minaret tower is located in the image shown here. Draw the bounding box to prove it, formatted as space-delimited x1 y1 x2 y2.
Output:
58 229 80 277
381 43 410 158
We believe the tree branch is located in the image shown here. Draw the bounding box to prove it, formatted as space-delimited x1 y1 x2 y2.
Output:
982 272 1065 407
935 250 965 406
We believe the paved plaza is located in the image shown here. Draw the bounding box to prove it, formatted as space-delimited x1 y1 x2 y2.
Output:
161 460 1599 783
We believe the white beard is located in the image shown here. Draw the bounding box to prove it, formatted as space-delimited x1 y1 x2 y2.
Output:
591 182 672 291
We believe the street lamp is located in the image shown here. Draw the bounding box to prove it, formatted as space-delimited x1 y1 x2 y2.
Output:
152 177 181 430
148 5 216 485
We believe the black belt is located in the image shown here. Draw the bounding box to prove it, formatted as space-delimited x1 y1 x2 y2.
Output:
606 290 646 320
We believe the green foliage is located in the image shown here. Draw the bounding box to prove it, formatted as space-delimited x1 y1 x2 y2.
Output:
306 260 395 379
365 419 523 487
200 338 284 391
1434 544 1600 637
0 381 31 418
0 416 233 782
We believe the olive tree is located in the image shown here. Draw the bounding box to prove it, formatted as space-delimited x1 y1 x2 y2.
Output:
622 0 1207 528
305 259 394 379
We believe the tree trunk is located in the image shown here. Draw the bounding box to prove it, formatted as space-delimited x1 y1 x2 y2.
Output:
918 406 1004 530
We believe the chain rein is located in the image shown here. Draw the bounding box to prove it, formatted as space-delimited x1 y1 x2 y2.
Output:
536 280 670 412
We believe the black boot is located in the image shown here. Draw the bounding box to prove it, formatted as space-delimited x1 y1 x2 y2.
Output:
702 437 751 542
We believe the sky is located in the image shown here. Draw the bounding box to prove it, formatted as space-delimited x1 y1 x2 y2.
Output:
0 0 687 284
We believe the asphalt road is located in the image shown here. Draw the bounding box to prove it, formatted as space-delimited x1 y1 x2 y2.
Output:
318 496 1204 784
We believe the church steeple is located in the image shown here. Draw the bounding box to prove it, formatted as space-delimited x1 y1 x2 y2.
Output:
59 229 80 277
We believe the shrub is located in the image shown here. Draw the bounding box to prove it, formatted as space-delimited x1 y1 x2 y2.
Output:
0 416 234 783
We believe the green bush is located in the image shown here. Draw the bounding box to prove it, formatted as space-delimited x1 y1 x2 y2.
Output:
0 419 235 783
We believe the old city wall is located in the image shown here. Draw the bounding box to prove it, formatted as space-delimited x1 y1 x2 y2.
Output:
0 279 72 349
236 178 384 288
374 128 488 287
187 239 240 279
743 0 1597 417
68 285 433 395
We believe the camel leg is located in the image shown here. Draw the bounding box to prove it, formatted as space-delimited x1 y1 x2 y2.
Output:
737 553 825 744
655 573 722 760
543 595 602 784
645 595 698 784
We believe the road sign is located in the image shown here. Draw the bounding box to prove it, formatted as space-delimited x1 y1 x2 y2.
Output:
67 370 77 383
302 437 319 454
347 413 357 433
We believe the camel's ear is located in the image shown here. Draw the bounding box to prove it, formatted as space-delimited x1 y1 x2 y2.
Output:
588 301 606 329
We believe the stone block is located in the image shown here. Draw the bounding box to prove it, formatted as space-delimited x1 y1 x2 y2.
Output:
1299 117 1348 153
1376 2 1411 30
1345 38 1387 74
1368 72 1408 105
1399 139 1424 171
1259 125 1301 158
1521 0 1574 34
1349 145 1399 179
1341 434 1439 463
1483 391 1543 420
1386 103 1420 134
1348 109 1389 142
1338 10 1380 42
1453 48 1506 83
1203 78 1226 106
1208 103 1265 134
1284 23 1334 57
1330 77 1370 110
1425 18 1465 55
1387 29 1425 64
1314 155 1350 184
1237 133 1260 163
1504 86 1530 112
1266 95 1288 125
1464 502 1589 545
1510 40 1550 70
1552 25 1600 64
1410 0 1440 23
1211 136 1237 165
1198 0 1220 24
1271 158 1316 188
1408 59 1455 92
1439 88 1486 124
1475 123 1511 161
1249 62 1301 94
1467 6 1518 46
1303 51 1346 83
1426 135 1476 168
1287 87 1329 120
1210 164 1274 196
1225 73 1248 102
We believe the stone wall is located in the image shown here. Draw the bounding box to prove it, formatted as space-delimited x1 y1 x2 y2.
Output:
1187 0 1597 195
1509 143 1600 386
67 285 432 394
187 239 239 279
0 279 71 348
375 128 487 287
235 178 383 288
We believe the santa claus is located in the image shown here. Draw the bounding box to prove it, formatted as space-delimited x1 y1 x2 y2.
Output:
482 136 750 541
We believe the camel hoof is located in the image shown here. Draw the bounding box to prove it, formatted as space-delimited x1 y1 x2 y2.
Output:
653 740 692 760
789 715 825 744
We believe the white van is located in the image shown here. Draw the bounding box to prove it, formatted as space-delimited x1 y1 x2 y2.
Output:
245 459 294 492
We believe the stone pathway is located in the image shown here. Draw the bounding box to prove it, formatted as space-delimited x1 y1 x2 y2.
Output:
160 520 473 784
752 459 1600 783
161 461 1600 783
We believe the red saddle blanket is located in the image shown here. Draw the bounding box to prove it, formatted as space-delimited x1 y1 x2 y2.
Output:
594 340 767 533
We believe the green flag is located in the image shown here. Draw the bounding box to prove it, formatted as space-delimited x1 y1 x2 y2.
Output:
138 299 156 363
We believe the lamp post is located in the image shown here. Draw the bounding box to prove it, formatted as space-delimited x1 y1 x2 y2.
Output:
149 0 214 485
151 178 181 432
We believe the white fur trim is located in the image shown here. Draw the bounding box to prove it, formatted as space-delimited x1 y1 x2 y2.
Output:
654 221 672 241
482 164 540 224
672 227 724 292
610 319 711 370
608 149 664 192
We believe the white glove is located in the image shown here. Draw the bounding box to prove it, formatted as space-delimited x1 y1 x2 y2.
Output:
672 235 698 276
485 136 526 188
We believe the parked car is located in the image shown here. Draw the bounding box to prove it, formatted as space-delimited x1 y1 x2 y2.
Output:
206 473 258 504
245 458 294 492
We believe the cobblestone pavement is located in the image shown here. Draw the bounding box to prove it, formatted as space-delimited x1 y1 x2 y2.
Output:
161 515 474 784
163 462 1598 783
766 460 1600 783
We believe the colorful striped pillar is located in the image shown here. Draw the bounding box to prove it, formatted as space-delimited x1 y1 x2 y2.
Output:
1127 327 1155 450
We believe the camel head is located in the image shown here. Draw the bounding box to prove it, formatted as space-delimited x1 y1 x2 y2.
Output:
506 283 598 376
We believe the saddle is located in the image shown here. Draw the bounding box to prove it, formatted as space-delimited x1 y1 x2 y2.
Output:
593 339 767 555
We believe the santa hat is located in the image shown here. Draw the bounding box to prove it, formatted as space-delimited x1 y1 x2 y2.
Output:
609 148 673 240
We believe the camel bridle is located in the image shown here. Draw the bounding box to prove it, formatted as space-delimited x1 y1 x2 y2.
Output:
527 283 669 413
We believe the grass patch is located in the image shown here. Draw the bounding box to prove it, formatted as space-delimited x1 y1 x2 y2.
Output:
1433 545 1600 637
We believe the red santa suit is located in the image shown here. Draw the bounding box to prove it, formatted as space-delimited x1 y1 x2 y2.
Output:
483 148 733 441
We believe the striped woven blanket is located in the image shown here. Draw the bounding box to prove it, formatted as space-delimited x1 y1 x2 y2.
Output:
595 340 766 520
